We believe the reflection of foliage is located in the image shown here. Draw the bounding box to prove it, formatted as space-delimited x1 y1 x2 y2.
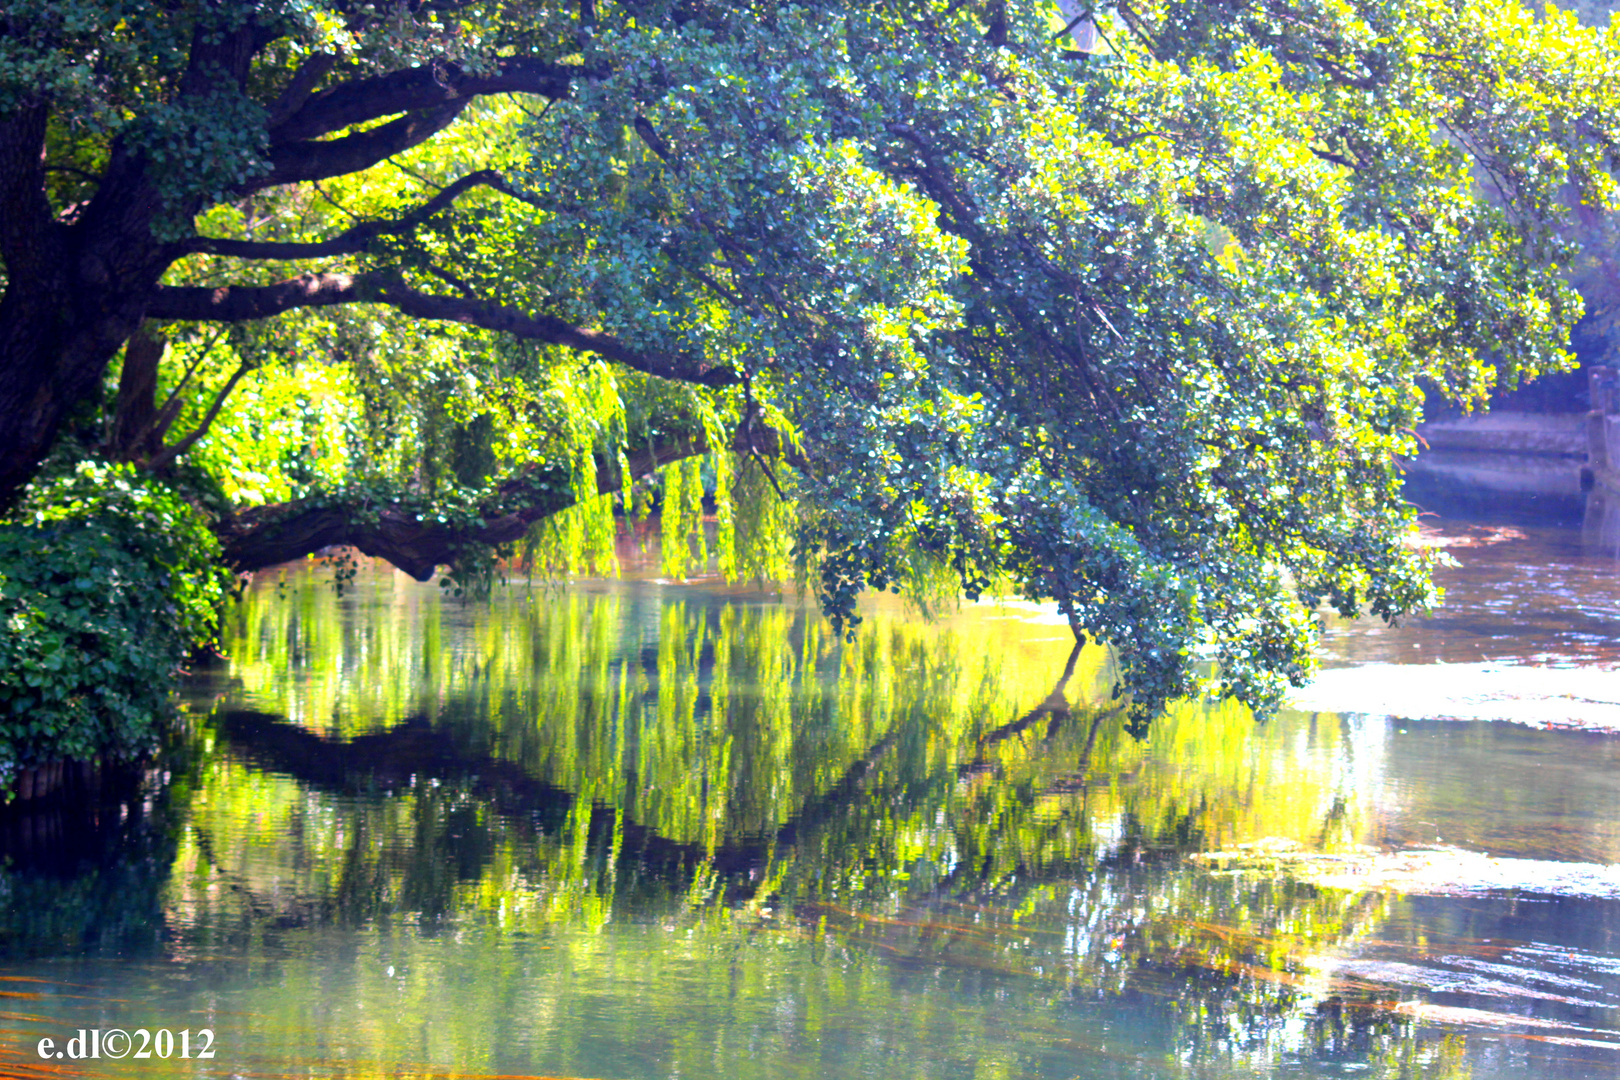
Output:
167 569 1435 1073
212 568 1377 891
0 460 229 779
2 567 1532 1076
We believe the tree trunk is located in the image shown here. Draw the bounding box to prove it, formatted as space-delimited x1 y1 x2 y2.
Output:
104 322 169 461
0 144 171 508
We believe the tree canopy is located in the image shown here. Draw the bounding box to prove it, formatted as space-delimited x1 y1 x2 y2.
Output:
3 0 1619 724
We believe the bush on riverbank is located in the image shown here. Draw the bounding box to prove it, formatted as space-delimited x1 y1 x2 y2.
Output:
0 461 229 789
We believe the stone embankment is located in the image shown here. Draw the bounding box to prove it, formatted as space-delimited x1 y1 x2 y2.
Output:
1407 367 1620 537
1417 410 1588 456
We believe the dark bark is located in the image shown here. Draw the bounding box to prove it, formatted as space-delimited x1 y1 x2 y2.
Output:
0 105 75 502
0 19 262 503
0 28 596 511
217 433 714 578
264 102 471 187
249 58 582 192
104 323 169 460
266 58 581 145
0 115 168 504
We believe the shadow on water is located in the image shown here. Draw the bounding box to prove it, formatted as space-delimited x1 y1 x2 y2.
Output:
1403 445 1620 556
2 550 1620 1077
0 759 187 962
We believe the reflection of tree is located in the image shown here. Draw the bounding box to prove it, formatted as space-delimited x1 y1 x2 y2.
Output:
147 578 1493 1075
0 577 1579 1078
205 632 1103 922
203 595 1379 964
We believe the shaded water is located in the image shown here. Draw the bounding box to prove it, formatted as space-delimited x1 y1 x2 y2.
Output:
2 525 1619 1079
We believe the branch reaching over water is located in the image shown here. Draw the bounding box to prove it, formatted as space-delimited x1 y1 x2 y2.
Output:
217 427 782 578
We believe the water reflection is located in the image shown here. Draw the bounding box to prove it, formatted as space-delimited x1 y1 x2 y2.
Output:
1 562 1618 1078
1300 483 1620 738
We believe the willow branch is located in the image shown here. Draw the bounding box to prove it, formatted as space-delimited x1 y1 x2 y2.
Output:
216 426 783 578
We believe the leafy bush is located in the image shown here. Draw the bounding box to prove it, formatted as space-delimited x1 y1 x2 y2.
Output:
0 461 229 785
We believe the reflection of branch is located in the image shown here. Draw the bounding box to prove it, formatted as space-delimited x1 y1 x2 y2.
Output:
185 821 323 928
972 639 1083 754
749 641 1096 904
214 635 1112 920
214 709 722 895
769 728 902 852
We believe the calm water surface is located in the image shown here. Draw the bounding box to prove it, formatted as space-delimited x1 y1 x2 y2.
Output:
3 520 1620 1079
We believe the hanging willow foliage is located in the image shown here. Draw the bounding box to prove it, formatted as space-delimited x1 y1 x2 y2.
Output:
506 372 802 586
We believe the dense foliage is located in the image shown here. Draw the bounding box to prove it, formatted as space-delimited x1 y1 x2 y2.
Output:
0 462 229 782
3 0 1620 728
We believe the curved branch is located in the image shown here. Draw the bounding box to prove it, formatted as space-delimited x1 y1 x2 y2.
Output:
262 102 469 187
182 169 536 259
217 431 727 578
266 52 341 129
147 272 367 320
269 58 584 144
145 274 737 386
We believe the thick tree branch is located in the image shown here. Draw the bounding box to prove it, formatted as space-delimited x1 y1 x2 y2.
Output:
179 17 258 100
104 322 168 460
269 58 582 144
266 52 342 129
262 102 470 187
146 273 737 386
1311 146 1364 170
216 428 767 578
0 104 59 278
147 272 367 320
372 283 734 385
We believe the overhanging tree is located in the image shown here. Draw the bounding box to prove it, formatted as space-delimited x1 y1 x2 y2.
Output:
3 0 1618 722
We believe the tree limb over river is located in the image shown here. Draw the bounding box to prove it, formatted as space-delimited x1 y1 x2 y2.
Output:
215 425 784 577
6 0 1620 764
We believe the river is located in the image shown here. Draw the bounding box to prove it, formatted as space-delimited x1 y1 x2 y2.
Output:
2 511 1619 1079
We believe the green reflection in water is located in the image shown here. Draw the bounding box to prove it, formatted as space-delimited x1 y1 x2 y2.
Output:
2 565 1608 1078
